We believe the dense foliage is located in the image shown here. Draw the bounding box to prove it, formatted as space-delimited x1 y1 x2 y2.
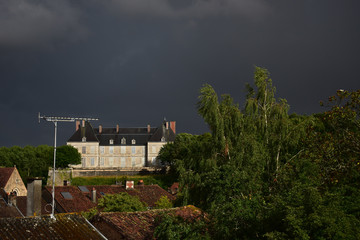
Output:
0 145 80 183
158 67 360 239
98 192 147 212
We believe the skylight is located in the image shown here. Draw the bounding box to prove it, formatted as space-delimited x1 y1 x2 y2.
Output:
78 186 89 193
61 192 73 200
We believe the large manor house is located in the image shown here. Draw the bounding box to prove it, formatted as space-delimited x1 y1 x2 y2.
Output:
67 120 176 169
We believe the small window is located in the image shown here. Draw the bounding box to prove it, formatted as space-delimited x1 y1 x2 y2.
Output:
110 139 114 145
61 192 73 200
131 146 136 154
121 146 126 154
82 157 86 167
91 157 95 166
100 146 105 154
109 157 114 166
152 146 156 153
82 147 86 154
121 157 126 167
121 137 126 145
90 146 95 154
131 139 136 144
82 137 86 142
131 157 135 167
100 157 105 166
109 146 114 154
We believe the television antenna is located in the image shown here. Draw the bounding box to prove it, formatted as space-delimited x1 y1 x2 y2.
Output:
38 113 98 219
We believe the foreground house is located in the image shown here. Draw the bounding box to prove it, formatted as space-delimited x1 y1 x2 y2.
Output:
90 206 207 240
42 183 176 213
0 167 27 196
67 120 176 169
0 213 106 240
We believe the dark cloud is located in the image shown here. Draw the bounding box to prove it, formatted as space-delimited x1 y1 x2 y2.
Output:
0 0 87 49
0 0 359 147
100 0 269 19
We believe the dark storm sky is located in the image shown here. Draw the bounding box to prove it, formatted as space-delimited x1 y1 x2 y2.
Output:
0 0 359 147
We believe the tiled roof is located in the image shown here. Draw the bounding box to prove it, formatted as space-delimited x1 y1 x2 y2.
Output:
0 213 106 240
0 167 14 188
44 185 176 213
0 191 23 218
90 206 207 240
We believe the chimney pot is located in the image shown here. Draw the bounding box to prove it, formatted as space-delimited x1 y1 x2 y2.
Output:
99 125 102 134
91 188 97 203
82 120 85 127
147 124 150 133
170 121 176 134
116 124 119 133
76 121 80 131
166 122 169 130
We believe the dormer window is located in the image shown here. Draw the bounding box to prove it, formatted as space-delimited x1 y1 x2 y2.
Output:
121 137 126 145
131 139 136 144
109 139 114 145
82 137 86 142
161 137 165 142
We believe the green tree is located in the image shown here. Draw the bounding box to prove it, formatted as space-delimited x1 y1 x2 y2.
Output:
155 196 173 209
98 192 147 212
56 145 81 168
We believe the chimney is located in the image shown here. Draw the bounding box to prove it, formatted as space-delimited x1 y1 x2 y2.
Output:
76 120 80 131
9 192 17 206
82 120 85 127
99 125 102 134
170 121 176 134
126 181 134 190
138 180 144 186
147 124 151 133
166 121 169 130
116 124 119 133
91 188 96 203
27 178 42 217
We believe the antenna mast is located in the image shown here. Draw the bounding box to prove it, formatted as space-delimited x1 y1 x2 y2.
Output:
38 113 98 219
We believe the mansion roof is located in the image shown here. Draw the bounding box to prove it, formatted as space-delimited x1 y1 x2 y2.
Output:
67 121 176 146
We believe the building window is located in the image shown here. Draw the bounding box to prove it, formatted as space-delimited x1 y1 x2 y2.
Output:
131 157 135 167
131 139 136 144
152 146 156 153
121 146 126 154
131 146 136 154
121 137 126 144
109 139 114 145
90 146 95 154
109 157 114 166
100 157 105 166
90 157 95 166
109 146 114 154
100 146 104 154
120 157 126 167
141 157 145 166
82 157 86 167
82 137 86 142
82 147 86 154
